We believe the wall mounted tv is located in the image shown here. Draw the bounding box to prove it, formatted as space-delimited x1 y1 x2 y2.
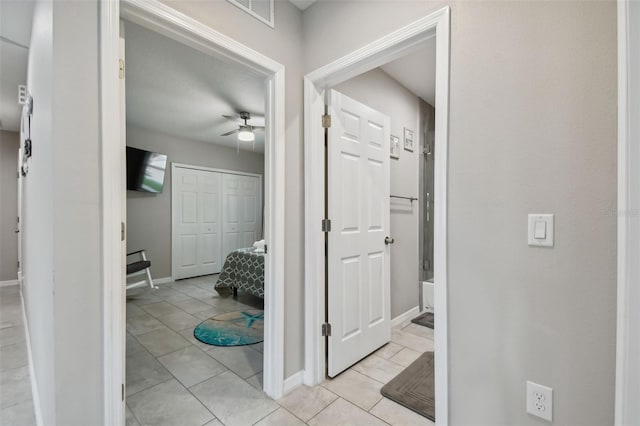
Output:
126 146 168 193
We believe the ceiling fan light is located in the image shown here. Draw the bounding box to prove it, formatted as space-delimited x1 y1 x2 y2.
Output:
238 126 255 142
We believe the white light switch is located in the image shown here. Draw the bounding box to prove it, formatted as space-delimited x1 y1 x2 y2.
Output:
528 214 554 247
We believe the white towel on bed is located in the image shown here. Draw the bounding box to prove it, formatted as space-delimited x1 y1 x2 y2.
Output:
253 239 265 253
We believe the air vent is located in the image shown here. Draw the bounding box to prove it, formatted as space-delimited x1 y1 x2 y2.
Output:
227 0 274 28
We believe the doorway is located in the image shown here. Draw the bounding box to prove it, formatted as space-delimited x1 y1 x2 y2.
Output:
99 1 286 424
303 6 450 423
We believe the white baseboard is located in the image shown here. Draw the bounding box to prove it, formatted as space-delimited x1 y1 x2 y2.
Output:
20 291 43 426
0 279 18 287
153 277 172 285
283 370 304 395
391 305 420 328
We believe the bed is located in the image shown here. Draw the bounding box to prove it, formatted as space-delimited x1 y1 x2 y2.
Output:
214 247 265 298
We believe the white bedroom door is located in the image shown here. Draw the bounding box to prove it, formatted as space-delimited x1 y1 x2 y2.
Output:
222 174 262 259
326 89 392 377
172 166 223 279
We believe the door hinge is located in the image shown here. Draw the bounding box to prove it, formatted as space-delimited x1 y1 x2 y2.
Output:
423 260 431 270
322 114 331 128
321 219 331 232
17 261 20 269
122 384 125 401
264 244 268 254
121 222 125 241
119 59 125 80
321 323 331 337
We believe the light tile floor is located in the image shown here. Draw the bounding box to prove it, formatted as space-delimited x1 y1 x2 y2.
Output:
0 286 37 426
127 276 435 426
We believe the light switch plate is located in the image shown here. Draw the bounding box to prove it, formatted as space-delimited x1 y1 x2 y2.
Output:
528 214 554 247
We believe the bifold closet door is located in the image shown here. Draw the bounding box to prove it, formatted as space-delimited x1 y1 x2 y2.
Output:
222 174 262 259
172 167 223 279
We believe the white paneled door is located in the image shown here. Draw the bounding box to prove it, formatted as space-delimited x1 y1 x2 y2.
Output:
173 167 222 279
222 173 262 258
327 90 392 377
172 165 262 280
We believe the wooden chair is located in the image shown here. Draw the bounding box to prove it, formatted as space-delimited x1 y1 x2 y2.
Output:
126 250 157 290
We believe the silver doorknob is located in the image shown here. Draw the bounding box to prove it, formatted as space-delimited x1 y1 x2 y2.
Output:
385 236 395 245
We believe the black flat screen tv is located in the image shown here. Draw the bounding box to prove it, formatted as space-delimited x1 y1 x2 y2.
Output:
126 146 168 193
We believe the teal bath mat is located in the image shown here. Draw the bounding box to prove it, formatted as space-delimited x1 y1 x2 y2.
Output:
194 310 264 346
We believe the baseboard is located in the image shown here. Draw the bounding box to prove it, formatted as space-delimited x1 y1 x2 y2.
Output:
283 370 304 395
0 279 18 287
153 277 172 285
20 291 43 426
391 305 420 328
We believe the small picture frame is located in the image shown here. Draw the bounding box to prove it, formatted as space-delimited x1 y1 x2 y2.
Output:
404 128 414 152
390 135 400 159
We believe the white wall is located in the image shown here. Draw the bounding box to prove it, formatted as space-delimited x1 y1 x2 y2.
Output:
334 68 423 318
126 125 265 279
304 1 617 425
23 1 56 421
0 130 19 282
22 1 103 424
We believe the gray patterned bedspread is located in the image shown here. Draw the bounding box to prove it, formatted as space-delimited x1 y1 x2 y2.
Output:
215 247 265 298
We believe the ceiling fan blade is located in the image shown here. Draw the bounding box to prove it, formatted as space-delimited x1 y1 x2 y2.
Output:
250 126 265 132
222 115 241 122
220 128 240 136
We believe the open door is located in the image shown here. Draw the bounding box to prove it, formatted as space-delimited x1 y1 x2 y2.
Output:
326 89 391 377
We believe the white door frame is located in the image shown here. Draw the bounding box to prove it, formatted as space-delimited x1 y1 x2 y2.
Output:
170 162 263 282
100 1 286 424
615 0 639 424
303 7 450 425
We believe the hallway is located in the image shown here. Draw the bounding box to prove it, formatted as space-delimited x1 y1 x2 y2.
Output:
0 285 37 426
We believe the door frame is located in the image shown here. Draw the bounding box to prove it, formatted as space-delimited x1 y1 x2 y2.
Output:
100 0 287 424
615 0 639 423
170 162 263 282
303 6 450 424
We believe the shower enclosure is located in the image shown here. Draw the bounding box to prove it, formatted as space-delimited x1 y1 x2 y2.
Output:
418 101 435 312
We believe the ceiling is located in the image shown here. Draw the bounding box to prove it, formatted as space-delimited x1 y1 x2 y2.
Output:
0 0 33 132
380 38 437 106
124 21 266 153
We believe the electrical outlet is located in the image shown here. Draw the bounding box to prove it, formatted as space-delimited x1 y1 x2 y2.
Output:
526 381 553 421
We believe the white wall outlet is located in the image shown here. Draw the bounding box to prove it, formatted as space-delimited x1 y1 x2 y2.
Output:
526 381 553 422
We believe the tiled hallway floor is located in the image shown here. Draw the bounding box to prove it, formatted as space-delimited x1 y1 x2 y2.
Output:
127 275 434 426
0 285 37 426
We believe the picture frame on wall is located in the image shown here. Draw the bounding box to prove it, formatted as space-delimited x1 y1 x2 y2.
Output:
390 135 400 159
404 128 414 152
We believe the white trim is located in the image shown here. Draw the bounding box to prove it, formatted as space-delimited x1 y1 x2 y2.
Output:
152 276 173 285
615 1 639 424
20 291 43 426
171 162 263 179
283 370 305 395
100 0 125 425
391 305 420 328
101 1 287 423
0 279 19 287
126 276 172 287
303 7 450 425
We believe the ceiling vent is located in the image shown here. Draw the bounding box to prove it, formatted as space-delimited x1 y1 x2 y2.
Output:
227 0 274 28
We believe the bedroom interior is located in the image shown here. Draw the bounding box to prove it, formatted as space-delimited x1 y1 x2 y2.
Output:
122 19 274 425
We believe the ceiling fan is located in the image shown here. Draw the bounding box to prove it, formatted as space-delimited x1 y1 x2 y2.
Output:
220 112 265 149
